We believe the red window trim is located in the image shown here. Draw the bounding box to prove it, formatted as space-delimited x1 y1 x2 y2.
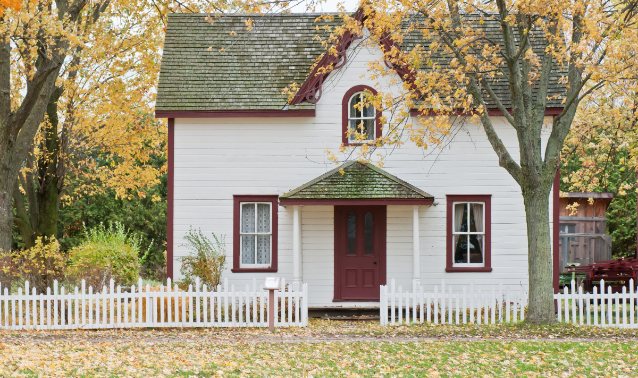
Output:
232 195 279 273
446 194 492 273
342 85 382 146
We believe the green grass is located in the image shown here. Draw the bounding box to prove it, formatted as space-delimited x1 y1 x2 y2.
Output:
2 320 638 377
1 340 636 377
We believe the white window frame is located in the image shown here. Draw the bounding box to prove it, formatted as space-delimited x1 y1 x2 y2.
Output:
348 91 376 142
452 201 486 267
239 202 273 268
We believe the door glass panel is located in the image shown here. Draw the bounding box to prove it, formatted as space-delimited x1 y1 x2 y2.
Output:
364 212 373 255
347 212 356 255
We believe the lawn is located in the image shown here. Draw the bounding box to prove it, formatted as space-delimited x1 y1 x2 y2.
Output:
1 320 637 377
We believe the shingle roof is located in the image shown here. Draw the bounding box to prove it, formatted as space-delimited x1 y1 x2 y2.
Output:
156 13 338 112
280 161 434 200
401 14 568 109
156 12 567 112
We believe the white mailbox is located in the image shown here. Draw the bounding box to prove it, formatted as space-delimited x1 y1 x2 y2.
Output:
263 276 281 290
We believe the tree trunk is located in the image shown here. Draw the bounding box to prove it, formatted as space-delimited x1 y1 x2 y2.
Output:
522 181 556 324
37 88 62 240
0 183 12 254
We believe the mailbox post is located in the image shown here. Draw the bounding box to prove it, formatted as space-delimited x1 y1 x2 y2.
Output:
263 276 281 331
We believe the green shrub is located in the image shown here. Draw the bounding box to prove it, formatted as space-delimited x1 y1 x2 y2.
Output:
67 222 142 288
178 227 226 290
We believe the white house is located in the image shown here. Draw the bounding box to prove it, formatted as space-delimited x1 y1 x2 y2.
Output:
155 11 564 308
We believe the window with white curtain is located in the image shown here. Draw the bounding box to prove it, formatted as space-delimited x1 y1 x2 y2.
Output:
240 202 272 267
452 202 485 266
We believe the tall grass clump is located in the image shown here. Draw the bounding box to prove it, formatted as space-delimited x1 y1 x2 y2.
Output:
67 222 144 288
179 227 226 290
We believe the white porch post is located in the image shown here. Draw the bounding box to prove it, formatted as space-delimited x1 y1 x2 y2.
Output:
413 206 420 285
292 205 302 285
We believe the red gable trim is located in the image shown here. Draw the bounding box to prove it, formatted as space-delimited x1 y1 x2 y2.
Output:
410 107 564 117
289 8 425 106
279 198 434 206
155 109 315 119
289 9 366 105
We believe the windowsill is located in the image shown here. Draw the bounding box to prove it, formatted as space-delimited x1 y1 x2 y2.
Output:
344 141 376 147
446 266 492 273
231 267 278 273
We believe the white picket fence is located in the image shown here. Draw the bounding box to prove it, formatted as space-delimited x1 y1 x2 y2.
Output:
380 279 528 326
0 277 308 330
555 279 638 328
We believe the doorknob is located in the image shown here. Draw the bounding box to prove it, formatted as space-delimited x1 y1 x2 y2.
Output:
373 261 377 264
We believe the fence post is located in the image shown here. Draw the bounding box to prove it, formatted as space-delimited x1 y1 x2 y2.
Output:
630 279 635 327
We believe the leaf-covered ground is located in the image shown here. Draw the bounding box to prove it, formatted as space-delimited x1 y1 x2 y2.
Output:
1 320 637 377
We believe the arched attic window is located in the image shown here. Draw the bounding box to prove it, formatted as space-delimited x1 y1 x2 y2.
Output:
342 85 382 146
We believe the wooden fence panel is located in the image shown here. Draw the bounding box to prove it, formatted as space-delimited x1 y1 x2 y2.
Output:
0 278 308 330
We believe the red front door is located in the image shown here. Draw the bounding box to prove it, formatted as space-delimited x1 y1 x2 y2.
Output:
334 206 386 301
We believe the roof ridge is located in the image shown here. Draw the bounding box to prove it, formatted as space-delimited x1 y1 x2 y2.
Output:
281 161 358 198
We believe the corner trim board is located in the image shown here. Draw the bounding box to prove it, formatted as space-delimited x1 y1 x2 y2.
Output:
553 170 560 294
167 118 175 280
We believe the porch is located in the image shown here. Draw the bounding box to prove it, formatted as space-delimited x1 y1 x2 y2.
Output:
278 161 434 307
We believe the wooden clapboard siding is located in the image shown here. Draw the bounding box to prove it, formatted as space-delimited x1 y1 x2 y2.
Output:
171 35 556 306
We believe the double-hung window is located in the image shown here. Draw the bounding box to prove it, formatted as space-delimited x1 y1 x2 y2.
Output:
446 195 492 272
452 202 485 265
348 92 376 143
240 202 272 266
232 195 278 272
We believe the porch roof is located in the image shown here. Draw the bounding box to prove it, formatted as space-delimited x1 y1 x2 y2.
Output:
279 161 434 205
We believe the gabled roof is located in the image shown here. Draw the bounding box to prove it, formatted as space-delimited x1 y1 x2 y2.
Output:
156 12 567 114
156 13 339 113
279 161 434 205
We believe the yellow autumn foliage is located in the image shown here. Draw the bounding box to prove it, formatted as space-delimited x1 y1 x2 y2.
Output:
0 237 66 293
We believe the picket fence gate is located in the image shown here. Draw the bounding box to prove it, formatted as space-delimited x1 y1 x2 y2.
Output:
0 277 308 330
380 279 528 326
555 279 638 328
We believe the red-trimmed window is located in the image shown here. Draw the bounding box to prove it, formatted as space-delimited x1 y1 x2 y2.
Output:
342 85 382 146
232 195 278 273
446 195 492 272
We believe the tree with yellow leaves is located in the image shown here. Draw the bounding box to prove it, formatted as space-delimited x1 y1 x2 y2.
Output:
10 0 167 248
2 0 298 251
328 1 638 323
562 86 638 257
0 0 94 256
